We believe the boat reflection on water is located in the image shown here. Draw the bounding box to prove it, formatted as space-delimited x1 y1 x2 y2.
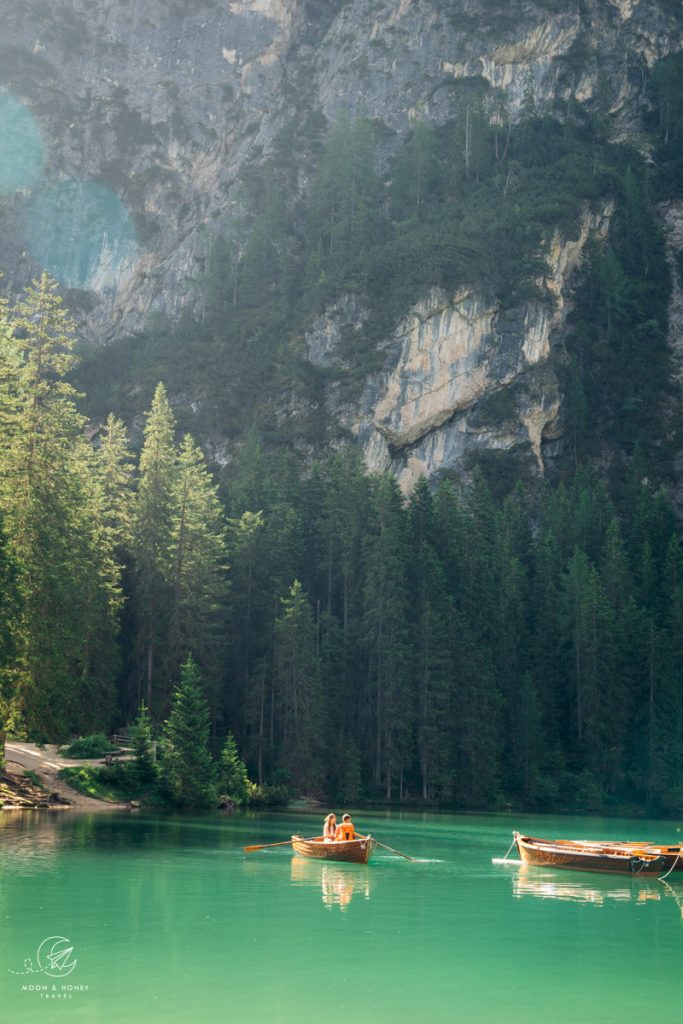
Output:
512 864 660 905
290 856 372 910
511 864 683 917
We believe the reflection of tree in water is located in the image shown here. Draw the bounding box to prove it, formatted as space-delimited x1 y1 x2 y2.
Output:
0 810 63 873
511 864 683 919
290 857 371 911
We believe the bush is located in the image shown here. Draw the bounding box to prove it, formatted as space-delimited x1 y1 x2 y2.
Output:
246 782 290 806
61 733 118 759
59 765 133 802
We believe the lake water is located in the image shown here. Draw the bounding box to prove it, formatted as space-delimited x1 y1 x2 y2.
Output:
2 809 683 1023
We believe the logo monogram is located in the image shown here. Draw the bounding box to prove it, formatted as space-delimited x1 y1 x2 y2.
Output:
9 936 77 978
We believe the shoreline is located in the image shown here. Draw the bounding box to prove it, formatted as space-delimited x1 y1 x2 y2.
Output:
3 743 131 812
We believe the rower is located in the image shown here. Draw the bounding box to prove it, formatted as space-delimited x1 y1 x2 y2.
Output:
335 813 356 841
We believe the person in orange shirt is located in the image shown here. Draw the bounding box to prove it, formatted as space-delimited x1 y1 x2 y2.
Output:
335 813 356 841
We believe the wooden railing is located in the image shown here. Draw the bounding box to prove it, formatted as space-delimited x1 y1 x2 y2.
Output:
108 733 157 761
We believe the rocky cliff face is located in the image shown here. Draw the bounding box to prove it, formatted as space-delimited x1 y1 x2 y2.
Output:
307 206 612 489
1 0 682 478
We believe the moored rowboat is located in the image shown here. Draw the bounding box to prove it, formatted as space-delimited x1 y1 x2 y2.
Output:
565 837 683 870
514 832 669 876
291 834 375 864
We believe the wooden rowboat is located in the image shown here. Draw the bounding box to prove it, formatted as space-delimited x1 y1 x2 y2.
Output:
291 834 375 864
514 832 668 876
564 837 683 871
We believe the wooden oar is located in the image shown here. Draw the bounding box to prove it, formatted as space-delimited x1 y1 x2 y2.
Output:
371 838 415 862
243 836 320 853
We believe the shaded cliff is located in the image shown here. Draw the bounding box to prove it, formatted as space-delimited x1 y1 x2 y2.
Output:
1 0 682 482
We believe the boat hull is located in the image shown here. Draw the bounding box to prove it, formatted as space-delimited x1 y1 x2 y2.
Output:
291 835 375 864
514 833 667 876
566 839 683 872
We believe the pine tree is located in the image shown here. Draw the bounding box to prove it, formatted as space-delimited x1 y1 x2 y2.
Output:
97 414 135 552
307 117 381 293
391 120 440 219
219 731 250 805
560 547 618 793
238 177 292 312
495 489 534 800
227 509 266 771
273 580 324 794
132 383 176 716
530 497 568 758
167 434 228 710
362 473 412 799
0 274 119 738
130 701 158 788
160 656 217 808
0 513 19 768
451 613 502 808
408 479 453 801
77 417 134 723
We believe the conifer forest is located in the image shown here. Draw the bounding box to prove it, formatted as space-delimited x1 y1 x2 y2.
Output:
2 18 683 818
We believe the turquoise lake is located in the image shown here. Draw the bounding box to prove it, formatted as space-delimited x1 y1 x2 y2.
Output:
2 809 683 1023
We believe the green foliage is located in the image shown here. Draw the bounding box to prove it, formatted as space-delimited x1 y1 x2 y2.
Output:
219 731 249 805
273 580 324 794
0 275 123 739
160 656 218 809
132 382 177 716
59 764 136 802
5 304 683 811
61 733 118 759
362 474 412 800
0 512 20 760
130 387 228 721
561 163 673 474
649 53 683 196
244 781 290 807
166 433 228 709
5 54 683 814
22 769 44 789
130 702 158 787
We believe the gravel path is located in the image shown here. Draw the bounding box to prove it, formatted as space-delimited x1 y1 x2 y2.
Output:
5 741 129 811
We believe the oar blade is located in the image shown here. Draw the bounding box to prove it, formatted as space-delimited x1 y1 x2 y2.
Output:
243 835 321 853
243 838 293 853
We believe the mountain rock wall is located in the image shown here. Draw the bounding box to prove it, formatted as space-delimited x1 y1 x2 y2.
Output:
2 0 680 334
305 206 612 491
1 0 682 479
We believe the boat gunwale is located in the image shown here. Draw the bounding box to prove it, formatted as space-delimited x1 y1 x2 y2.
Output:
513 832 670 875
518 838 661 863
290 833 376 863
291 834 374 850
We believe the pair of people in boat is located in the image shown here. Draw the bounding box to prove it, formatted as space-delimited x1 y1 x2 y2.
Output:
323 812 358 842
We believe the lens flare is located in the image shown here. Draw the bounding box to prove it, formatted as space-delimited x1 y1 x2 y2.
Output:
24 180 138 290
0 92 46 193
